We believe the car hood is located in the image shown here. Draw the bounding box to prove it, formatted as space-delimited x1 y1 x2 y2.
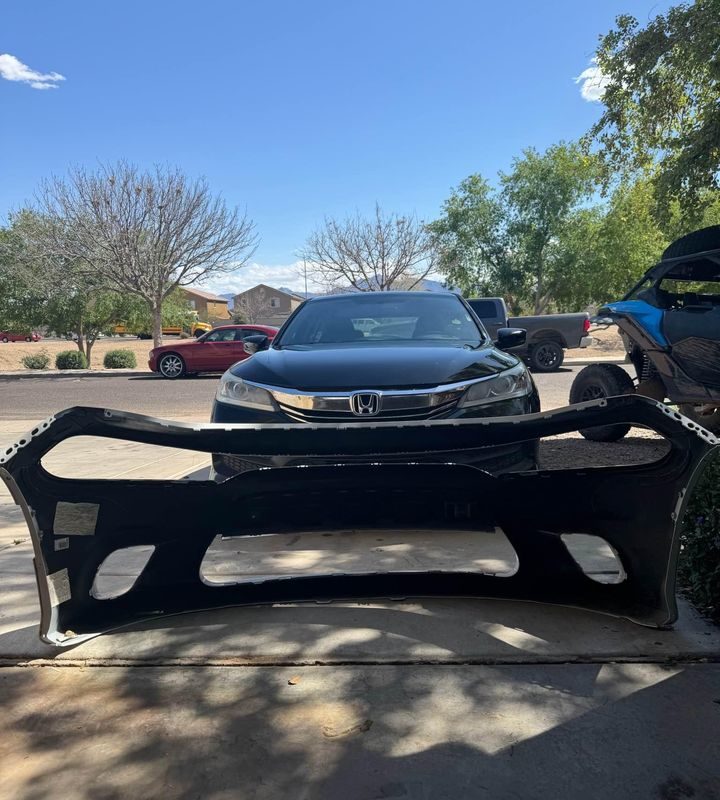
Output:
230 343 519 390
151 340 200 353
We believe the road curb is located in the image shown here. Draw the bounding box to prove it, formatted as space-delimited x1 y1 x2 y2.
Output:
0 369 153 380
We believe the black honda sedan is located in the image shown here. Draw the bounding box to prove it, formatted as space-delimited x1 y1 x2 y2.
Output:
211 291 540 477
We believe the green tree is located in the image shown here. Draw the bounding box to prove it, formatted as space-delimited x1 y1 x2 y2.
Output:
0 226 46 330
588 1 720 214
537 207 605 312
3 211 131 364
427 175 513 298
429 142 599 313
44 291 135 362
501 142 599 312
591 180 668 302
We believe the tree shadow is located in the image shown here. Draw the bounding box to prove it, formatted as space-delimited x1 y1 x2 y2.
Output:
0 655 717 799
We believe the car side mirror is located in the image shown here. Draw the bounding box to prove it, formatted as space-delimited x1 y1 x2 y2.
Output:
495 327 526 349
243 334 270 355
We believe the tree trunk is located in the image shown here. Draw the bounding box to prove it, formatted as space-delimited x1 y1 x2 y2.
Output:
534 261 544 314
534 274 543 313
152 302 163 349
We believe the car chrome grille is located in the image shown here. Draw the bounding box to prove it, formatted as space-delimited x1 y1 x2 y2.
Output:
269 386 465 424
275 397 460 423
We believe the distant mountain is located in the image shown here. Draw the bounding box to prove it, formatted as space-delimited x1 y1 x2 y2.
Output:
219 292 235 309
417 278 450 292
351 277 451 292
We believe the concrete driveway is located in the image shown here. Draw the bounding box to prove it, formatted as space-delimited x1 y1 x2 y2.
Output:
1 371 719 799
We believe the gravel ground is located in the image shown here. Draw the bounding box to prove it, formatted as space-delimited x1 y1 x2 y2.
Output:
538 432 670 469
0 337 157 371
588 324 625 354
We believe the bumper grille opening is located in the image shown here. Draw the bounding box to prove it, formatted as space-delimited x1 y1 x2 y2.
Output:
200 528 519 585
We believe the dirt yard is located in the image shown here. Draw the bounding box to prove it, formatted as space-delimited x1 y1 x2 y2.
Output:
0 327 627 372
588 324 626 356
0 337 158 371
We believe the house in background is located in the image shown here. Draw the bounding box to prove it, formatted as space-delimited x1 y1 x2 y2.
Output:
233 284 306 327
181 287 232 323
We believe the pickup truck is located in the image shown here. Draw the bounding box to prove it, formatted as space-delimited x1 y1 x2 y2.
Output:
467 297 591 372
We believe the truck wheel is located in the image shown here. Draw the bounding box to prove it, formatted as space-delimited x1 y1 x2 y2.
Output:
679 404 720 435
158 353 186 379
194 329 205 338
569 364 635 441
528 341 564 372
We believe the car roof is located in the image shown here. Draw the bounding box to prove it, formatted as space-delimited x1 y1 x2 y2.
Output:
307 291 457 303
213 323 276 329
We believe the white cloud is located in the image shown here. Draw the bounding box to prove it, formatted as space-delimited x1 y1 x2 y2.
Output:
575 58 610 102
0 53 65 90
198 261 326 297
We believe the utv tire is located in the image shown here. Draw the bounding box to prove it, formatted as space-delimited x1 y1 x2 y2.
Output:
679 404 720 435
662 225 720 261
528 340 564 372
569 363 635 442
158 352 186 379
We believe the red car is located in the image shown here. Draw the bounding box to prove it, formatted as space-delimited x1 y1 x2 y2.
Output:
0 331 41 343
148 324 278 378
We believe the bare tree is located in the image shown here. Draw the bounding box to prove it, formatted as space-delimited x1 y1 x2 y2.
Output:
300 205 437 292
232 287 273 324
32 162 257 347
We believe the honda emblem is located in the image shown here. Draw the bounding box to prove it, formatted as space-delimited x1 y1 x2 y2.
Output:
350 391 381 416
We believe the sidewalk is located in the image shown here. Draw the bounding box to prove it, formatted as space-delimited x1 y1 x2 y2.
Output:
1 419 718 799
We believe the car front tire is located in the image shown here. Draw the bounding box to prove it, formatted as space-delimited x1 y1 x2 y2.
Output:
158 353 186 379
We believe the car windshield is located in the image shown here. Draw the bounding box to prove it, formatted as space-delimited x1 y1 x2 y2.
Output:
276 294 484 347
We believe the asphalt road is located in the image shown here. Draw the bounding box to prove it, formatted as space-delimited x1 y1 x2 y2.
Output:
0 366 629 422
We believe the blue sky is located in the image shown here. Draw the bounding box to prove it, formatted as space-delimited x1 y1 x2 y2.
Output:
1 0 670 293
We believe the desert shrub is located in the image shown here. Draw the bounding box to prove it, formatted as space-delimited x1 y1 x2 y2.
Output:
21 350 50 370
55 350 88 370
679 453 720 621
103 349 137 369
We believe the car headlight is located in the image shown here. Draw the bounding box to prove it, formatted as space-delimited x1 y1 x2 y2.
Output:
458 365 531 407
216 374 275 410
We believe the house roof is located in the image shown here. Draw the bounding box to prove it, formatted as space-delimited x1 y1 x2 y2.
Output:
234 284 306 301
182 287 229 303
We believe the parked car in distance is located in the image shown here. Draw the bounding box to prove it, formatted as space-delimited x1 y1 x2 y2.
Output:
148 324 278 378
0 331 41 343
467 297 591 372
211 291 540 479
